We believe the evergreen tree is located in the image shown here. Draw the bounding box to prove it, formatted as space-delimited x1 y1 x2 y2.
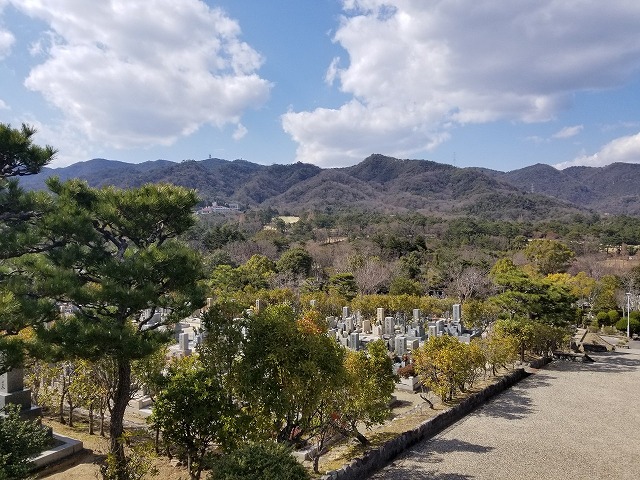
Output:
489 259 576 360
31 179 205 479
0 123 56 373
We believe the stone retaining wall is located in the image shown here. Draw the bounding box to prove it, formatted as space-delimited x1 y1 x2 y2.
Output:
320 357 551 480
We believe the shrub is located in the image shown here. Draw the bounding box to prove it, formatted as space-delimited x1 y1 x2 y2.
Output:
606 310 620 326
397 363 415 378
595 311 608 328
615 317 640 336
209 442 309 480
388 277 423 296
0 403 50 479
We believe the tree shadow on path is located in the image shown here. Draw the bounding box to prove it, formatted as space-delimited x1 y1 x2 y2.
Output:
373 438 490 480
551 352 640 374
469 372 553 421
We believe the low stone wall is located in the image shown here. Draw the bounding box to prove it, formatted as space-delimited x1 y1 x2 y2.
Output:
320 357 551 480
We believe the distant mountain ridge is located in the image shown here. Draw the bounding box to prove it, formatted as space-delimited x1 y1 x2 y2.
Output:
17 154 640 218
480 162 640 215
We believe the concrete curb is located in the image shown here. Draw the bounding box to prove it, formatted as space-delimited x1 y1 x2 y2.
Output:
31 432 84 469
320 357 551 480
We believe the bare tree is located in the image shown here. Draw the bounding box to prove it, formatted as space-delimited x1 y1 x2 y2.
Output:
226 240 278 264
353 257 393 294
448 266 490 302
570 252 611 280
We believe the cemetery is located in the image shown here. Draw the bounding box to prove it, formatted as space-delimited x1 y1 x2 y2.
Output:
2 299 496 478
2 254 634 479
35 299 504 476
3 271 628 479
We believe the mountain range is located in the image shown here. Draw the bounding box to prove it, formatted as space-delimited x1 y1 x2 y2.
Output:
17 154 640 220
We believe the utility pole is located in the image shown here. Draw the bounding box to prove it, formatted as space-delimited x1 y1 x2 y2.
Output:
626 292 631 338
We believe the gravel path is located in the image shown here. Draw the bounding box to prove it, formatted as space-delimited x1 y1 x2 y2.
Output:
370 349 640 480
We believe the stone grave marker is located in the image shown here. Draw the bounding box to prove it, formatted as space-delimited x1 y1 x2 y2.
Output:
0 367 41 419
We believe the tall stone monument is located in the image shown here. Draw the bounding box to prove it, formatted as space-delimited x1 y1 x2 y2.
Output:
453 303 461 323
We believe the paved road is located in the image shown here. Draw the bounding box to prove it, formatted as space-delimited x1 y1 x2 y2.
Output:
370 350 640 480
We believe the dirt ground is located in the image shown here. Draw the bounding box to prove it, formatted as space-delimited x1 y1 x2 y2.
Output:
37 411 189 480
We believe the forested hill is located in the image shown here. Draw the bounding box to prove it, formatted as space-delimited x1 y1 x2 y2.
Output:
17 154 640 219
470 162 640 216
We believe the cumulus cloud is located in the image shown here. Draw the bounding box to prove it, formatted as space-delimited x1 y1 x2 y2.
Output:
9 0 271 149
552 125 583 139
283 0 640 167
555 132 640 169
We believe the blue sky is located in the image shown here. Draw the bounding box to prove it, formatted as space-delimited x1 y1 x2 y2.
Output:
2 1 640 171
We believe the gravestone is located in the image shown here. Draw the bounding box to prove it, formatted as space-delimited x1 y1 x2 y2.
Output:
326 316 338 328
179 332 191 355
362 319 372 334
372 324 383 337
428 324 438 339
394 336 406 355
453 303 461 323
0 368 42 419
384 316 395 336
345 315 354 333
349 332 360 350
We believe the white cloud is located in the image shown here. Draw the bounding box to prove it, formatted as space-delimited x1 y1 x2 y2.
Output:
555 132 640 169
0 13 11 111
6 115 94 167
552 125 583 139
9 0 271 149
325 57 340 86
0 26 14 59
284 0 640 167
232 123 247 141
283 99 450 167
